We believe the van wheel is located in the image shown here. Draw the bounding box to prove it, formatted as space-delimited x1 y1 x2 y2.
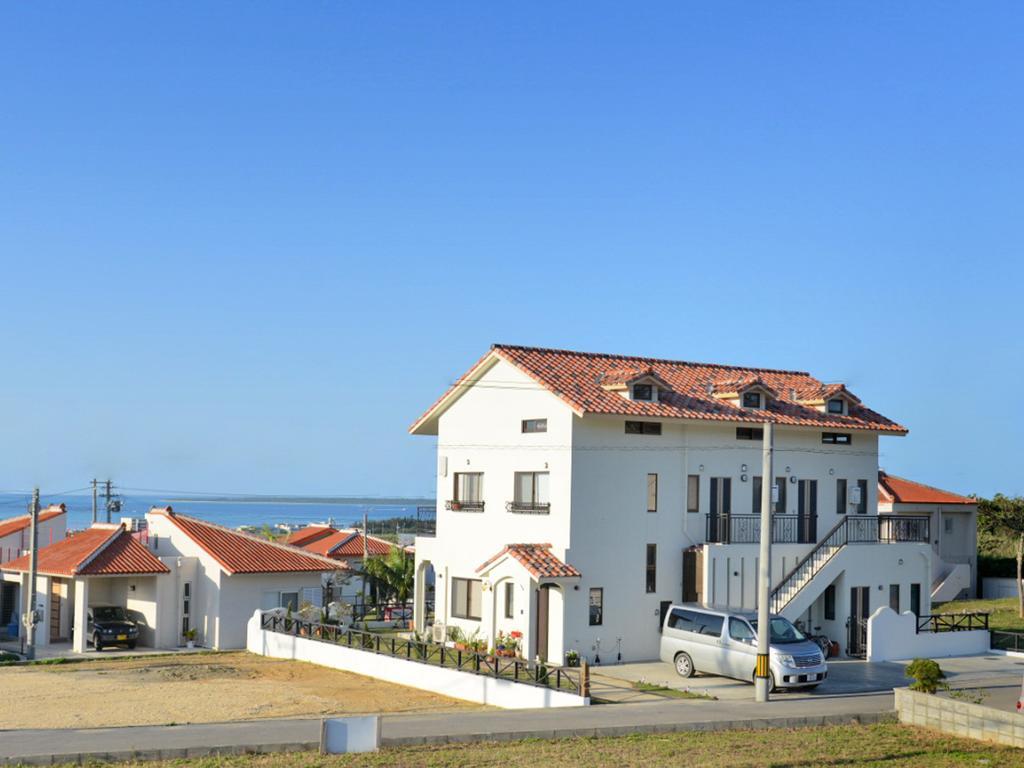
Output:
674 652 695 678
93 634 103 652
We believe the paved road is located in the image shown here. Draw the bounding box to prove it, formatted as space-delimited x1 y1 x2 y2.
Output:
594 654 1024 701
0 693 896 763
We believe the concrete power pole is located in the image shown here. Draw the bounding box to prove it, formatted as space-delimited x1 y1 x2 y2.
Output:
754 422 774 703
25 488 40 661
92 479 98 524
361 511 369 609
104 480 113 524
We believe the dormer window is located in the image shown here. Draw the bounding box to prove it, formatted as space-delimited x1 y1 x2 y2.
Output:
633 384 654 401
827 399 844 415
742 391 762 409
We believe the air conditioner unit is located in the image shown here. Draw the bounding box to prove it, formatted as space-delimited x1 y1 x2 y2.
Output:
849 485 863 505
432 622 446 644
438 456 448 478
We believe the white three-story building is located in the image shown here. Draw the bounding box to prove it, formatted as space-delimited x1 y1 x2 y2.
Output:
412 345 933 663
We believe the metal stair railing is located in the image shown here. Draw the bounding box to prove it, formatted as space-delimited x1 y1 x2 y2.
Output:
770 516 850 614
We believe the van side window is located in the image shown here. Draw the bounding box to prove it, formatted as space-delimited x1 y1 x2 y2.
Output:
693 611 724 637
667 608 695 631
728 618 755 642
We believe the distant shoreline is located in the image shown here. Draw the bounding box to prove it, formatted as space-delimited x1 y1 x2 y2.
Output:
165 497 436 507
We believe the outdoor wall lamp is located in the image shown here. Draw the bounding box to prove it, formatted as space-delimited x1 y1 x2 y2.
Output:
741 474 748 482
698 465 704 472
741 464 748 472
790 476 797 484
829 468 835 476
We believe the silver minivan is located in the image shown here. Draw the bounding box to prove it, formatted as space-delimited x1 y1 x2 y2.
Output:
659 604 827 691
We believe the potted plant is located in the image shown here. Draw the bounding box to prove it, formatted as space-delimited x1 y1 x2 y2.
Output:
565 649 580 667
184 628 197 649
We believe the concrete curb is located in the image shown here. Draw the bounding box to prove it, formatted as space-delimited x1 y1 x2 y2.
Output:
380 709 897 746
1 710 896 765
2 742 320 766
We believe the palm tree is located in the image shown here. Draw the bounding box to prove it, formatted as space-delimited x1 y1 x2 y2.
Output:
362 547 415 604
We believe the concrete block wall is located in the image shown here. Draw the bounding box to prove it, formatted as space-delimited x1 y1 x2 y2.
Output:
896 687 1024 748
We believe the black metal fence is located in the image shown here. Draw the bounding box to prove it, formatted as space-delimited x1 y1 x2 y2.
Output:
991 630 1024 652
915 612 990 634
348 599 433 623
259 613 587 697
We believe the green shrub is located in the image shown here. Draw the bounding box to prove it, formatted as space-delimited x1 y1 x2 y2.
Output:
905 658 946 694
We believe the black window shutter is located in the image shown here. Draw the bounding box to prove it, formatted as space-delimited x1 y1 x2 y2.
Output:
722 478 731 514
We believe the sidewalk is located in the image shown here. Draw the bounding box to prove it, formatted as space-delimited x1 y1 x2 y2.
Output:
0 692 896 765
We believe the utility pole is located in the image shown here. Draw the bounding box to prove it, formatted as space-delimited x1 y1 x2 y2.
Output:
91 479 98 524
361 511 369 608
104 480 112 523
755 422 774 703
25 488 40 661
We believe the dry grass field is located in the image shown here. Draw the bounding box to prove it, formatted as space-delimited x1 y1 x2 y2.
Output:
0 651 480 729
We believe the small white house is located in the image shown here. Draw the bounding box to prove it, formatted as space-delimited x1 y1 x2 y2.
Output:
411 344 936 664
878 472 978 601
0 504 68 640
0 506 347 653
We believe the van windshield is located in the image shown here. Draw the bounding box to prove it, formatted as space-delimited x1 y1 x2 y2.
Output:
749 617 807 644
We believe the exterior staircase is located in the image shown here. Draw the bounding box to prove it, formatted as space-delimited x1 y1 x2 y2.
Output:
770 515 929 616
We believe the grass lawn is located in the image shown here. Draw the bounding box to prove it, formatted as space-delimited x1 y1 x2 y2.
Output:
46 724 1024 767
629 680 713 699
934 597 1024 633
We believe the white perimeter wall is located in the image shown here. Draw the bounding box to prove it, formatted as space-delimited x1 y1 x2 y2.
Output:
246 611 588 709
866 606 990 662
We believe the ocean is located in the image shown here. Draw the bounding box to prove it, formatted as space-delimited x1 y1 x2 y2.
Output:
0 493 434 533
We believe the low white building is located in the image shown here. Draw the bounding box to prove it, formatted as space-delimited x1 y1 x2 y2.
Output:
0 506 346 653
0 504 68 640
411 345 936 664
878 472 978 602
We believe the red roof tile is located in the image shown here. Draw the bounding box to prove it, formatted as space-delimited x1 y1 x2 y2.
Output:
0 505 67 540
150 508 348 574
477 543 581 579
297 529 395 558
411 345 906 435
284 526 336 547
878 472 975 506
1 524 169 577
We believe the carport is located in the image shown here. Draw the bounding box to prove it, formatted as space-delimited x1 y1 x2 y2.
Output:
0 524 170 653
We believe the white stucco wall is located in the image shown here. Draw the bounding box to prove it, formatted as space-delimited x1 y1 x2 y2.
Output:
246 611 588 709
220 572 329 649
866 606 989 662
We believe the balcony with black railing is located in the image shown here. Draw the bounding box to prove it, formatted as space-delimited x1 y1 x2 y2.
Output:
705 513 818 545
506 501 551 515
445 499 485 512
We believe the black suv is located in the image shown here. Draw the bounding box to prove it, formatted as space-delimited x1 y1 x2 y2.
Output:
87 605 139 650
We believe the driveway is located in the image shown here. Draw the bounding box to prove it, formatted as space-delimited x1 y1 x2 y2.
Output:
592 653 1024 702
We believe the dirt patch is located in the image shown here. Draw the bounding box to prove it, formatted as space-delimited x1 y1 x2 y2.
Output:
0 652 480 729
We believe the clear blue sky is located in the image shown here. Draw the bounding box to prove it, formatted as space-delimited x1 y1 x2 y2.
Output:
1 3 1020 499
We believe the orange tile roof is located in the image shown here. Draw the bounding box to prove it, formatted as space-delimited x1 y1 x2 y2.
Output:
411 345 906 435
297 529 395 558
878 472 975 506
284 526 336 547
0 504 67 540
477 543 581 579
1 524 169 577
150 508 348 574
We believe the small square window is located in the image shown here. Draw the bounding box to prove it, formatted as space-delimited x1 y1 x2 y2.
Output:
742 392 761 408
736 427 764 440
625 421 662 435
822 432 851 445
632 384 654 401
827 399 844 414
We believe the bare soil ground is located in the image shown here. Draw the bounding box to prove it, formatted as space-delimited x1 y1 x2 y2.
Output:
0 652 480 729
